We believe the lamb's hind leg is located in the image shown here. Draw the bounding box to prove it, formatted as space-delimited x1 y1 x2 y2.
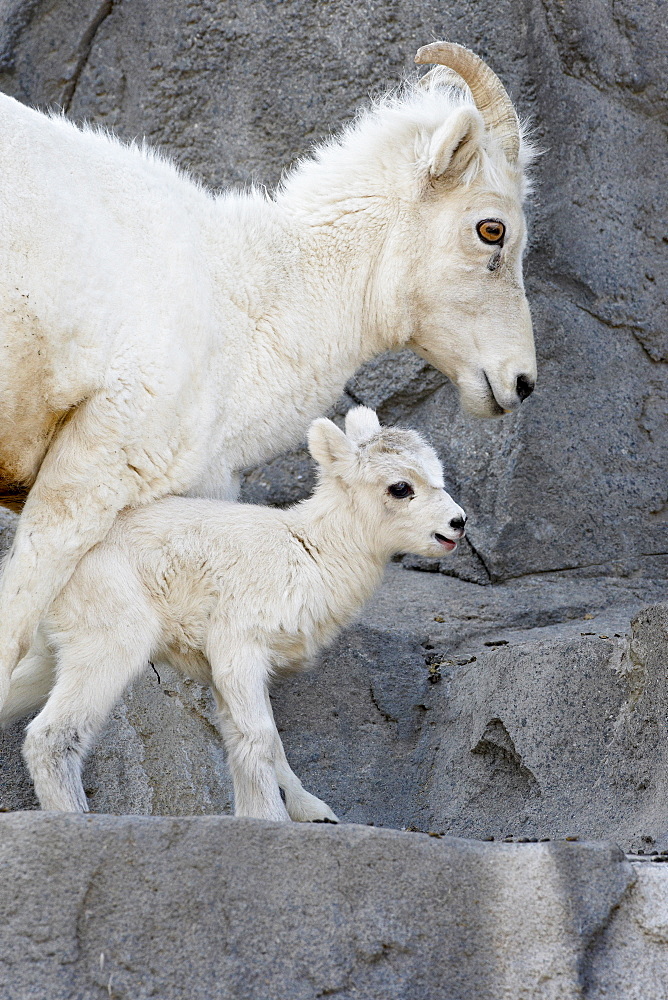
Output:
263 689 338 823
23 638 152 812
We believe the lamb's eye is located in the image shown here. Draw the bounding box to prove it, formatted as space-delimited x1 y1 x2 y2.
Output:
388 482 414 499
477 219 505 245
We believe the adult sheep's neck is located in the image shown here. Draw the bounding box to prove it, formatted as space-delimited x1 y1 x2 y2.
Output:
209 191 405 473
277 139 413 358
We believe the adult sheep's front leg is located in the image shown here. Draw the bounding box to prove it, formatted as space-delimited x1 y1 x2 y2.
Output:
0 391 156 708
0 628 57 729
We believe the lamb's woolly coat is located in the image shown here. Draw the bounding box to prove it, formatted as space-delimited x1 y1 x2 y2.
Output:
7 408 466 821
0 54 534 700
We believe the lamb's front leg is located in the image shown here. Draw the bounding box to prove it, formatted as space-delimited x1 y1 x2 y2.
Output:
263 689 339 823
212 644 289 822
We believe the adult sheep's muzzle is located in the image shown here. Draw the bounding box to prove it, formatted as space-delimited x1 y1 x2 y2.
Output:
482 370 536 415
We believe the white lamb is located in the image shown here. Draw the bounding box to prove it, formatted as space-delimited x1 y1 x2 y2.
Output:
3 408 466 821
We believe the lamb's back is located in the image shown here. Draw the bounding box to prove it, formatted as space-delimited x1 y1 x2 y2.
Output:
112 498 327 639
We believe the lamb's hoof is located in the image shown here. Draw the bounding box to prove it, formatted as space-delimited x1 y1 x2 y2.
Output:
287 789 339 823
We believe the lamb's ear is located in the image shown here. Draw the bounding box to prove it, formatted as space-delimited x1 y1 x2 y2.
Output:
308 418 355 471
425 106 484 183
344 406 381 445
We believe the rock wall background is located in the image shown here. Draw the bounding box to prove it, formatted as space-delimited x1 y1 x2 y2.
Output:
0 0 666 852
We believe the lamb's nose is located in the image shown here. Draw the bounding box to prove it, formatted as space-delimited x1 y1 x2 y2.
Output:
449 515 466 533
516 374 535 402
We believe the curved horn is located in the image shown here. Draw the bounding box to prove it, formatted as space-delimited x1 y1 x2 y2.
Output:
415 41 520 163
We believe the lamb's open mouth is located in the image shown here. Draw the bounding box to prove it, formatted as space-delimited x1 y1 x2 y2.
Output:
434 533 456 552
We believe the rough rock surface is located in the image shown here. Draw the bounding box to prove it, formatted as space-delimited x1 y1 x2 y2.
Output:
588 860 668 999
0 811 649 1000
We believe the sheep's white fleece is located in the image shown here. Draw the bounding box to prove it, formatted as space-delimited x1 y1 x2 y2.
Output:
0 60 533 703
9 408 466 821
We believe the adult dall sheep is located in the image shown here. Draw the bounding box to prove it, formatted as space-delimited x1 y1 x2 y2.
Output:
0 42 535 706
4 407 466 820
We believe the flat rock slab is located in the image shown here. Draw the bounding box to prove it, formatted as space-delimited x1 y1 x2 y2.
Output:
0 812 652 1000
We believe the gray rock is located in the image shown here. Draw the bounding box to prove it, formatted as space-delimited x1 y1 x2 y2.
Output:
0 507 16 555
588 862 668 1000
0 811 640 1000
422 602 668 852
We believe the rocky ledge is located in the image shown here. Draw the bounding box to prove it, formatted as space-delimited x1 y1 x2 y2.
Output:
2 812 667 1000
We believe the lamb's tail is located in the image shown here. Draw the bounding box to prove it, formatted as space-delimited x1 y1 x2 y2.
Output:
0 632 55 728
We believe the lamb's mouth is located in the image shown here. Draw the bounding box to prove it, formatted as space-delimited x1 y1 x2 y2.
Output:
434 533 456 552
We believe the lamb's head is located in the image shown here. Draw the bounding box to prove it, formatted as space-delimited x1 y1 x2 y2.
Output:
373 44 536 417
307 406 466 559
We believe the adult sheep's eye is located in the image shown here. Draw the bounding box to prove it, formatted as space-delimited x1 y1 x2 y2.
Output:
477 219 505 245
388 482 414 499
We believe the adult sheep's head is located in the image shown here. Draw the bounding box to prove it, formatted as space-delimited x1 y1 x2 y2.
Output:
280 41 536 418
395 43 537 417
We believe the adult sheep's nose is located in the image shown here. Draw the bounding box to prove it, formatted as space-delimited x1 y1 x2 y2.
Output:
516 374 535 402
449 515 467 534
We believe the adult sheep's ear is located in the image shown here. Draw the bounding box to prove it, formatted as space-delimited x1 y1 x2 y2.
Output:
308 418 355 471
344 406 380 445
424 106 484 184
